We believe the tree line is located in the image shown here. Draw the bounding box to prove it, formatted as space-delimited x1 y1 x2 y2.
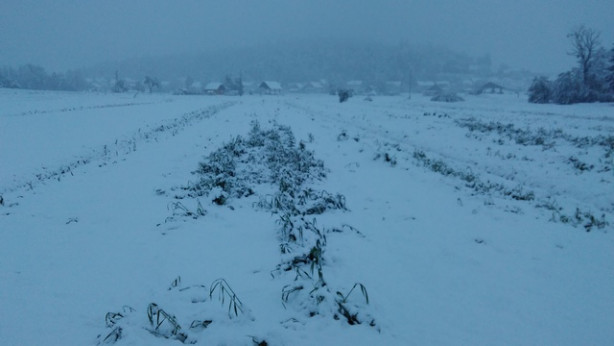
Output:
0 64 168 94
529 25 614 104
0 64 89 91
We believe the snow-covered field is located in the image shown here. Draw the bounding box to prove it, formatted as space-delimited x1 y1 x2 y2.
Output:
1 89 613 345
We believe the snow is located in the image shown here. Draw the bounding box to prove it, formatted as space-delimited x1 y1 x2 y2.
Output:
1 89 613 345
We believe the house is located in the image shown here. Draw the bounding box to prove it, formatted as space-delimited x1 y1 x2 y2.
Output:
186 81 203 94
242 81 257 94
475 82 505 94
86 77 108 91
301 81 326 93
205 82 225 95
417 81 450 96
384 81 403 95
285 82 303 93
346 80 365 94
259 81 282 95
422 83 444 97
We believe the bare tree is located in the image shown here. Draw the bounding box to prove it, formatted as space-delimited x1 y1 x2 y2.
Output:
567 25 601 87
607 45 614 93
143 76 160 93
112 71 128 93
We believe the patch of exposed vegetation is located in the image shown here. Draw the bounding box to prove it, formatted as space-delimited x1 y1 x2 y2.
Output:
537 199 609 232
413 149 609 231
412 150 535 201
455 118 556 148
182 121 327 205
457 117 614 157
151 121 376 342
97 277 255 345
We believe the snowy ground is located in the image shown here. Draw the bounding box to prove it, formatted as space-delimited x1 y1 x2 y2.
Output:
1 89 613 345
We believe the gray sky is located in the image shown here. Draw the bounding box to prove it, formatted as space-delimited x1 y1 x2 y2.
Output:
1 0 613 74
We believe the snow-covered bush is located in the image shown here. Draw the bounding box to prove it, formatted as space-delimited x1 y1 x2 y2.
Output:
550 68 612 104
528 76 552 104
551 70 590 104
431 92 464 102
186 121 326 203
338 89 352 103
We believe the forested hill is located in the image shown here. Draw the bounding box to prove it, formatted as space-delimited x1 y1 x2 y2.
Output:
80 39 493 84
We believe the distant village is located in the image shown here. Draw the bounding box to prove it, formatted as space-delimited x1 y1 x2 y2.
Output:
2 45 537 102
1 65 533 102
82 68 533 102
2 39 542 102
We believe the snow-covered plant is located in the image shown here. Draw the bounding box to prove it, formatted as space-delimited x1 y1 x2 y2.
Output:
147 303 190 342
335 283 372 326
97 306 135 345
455 118 555 148
165 200 206 223
97 276 255 344
184 121 326 205
209 278 246 319
414 149 536 201
551 69 598 104
528 76 552 103
281 285 305 308
568 156 594 172
336 283 369 305
99 326 122 344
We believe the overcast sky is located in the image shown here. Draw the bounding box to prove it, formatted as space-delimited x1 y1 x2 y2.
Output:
1 0 613 74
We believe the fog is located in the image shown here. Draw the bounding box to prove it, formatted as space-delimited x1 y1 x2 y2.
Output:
1 0 613 74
